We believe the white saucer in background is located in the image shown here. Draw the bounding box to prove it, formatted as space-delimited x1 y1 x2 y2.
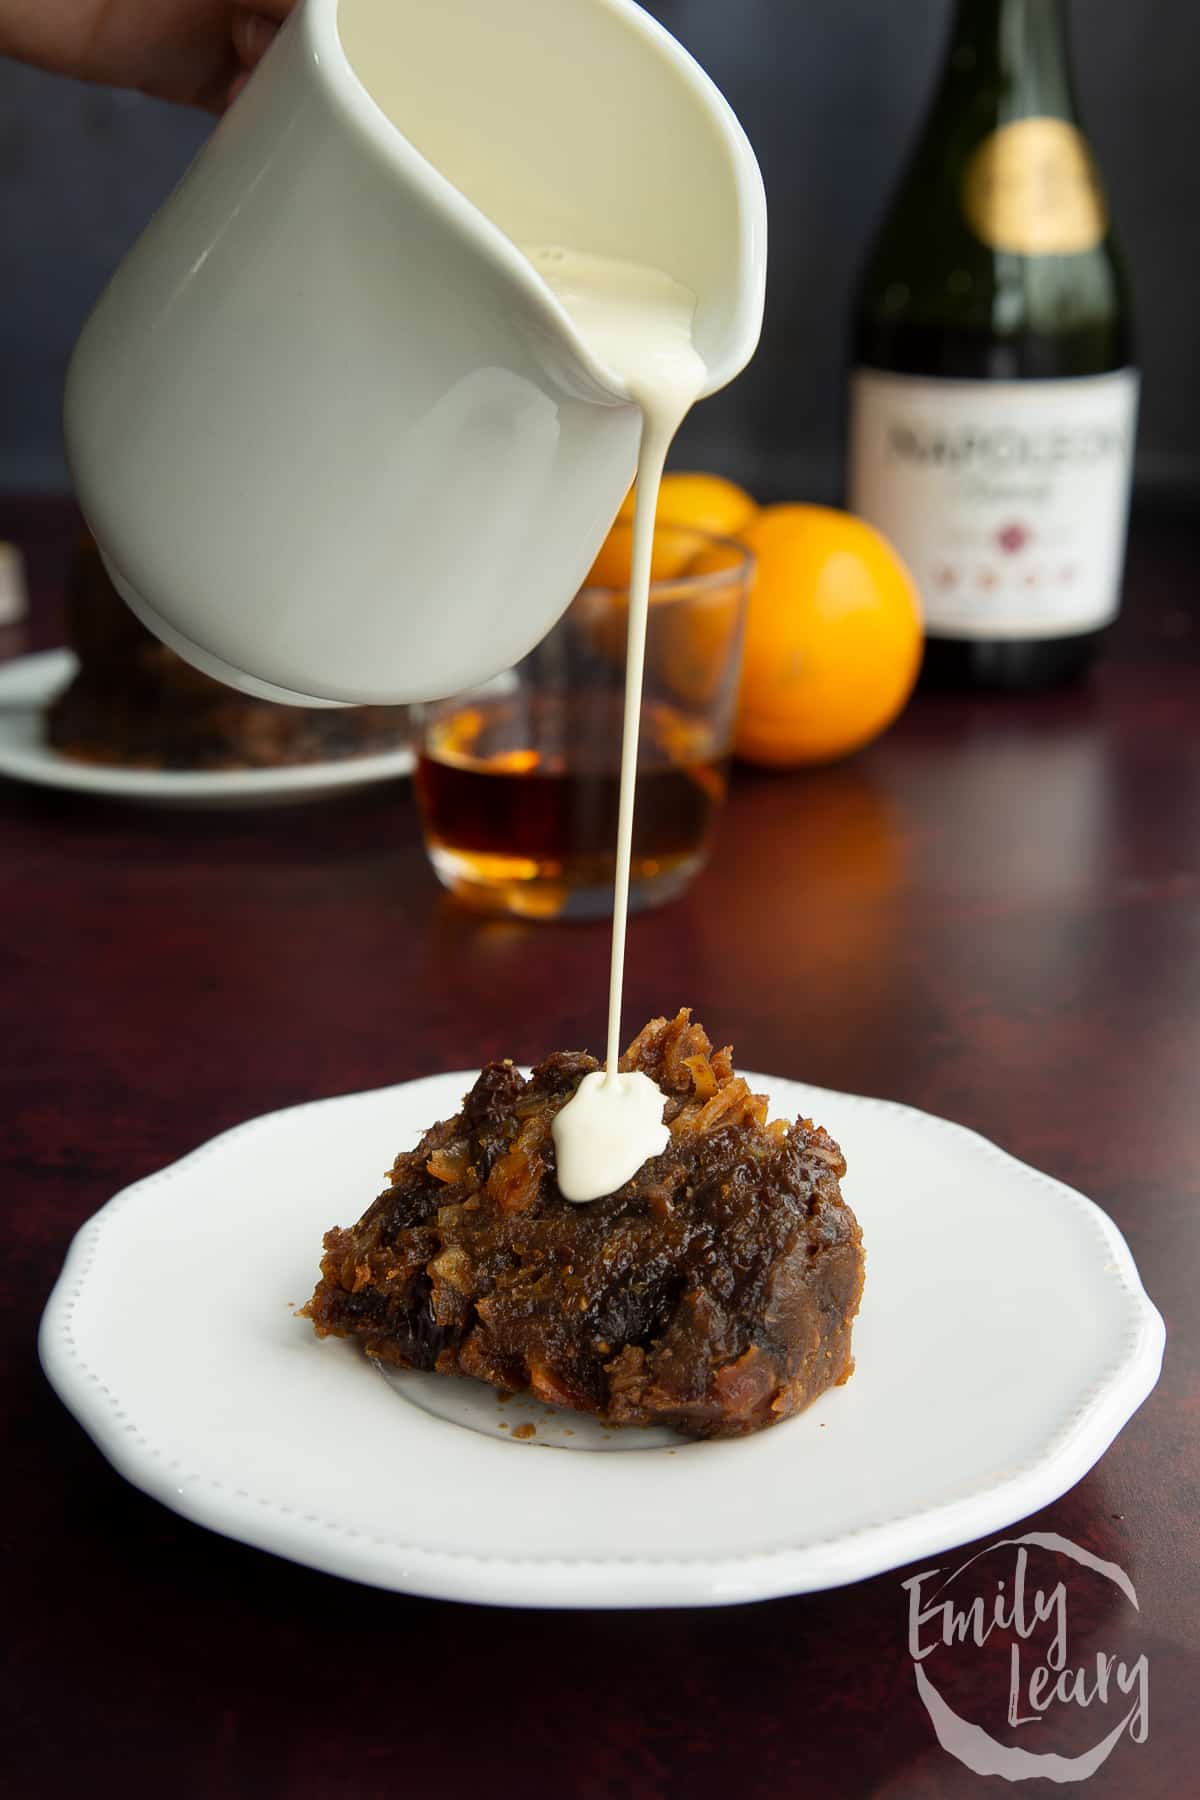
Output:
0 651 413 808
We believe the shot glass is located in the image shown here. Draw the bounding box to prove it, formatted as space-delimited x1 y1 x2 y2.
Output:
414 526 752 919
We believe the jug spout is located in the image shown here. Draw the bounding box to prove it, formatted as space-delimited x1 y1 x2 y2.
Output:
64 0 767 707
336 0 767 402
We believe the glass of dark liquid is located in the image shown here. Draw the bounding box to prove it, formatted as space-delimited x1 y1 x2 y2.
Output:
414 526 752 919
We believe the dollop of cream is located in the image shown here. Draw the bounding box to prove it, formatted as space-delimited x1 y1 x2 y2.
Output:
552 1070 670 1203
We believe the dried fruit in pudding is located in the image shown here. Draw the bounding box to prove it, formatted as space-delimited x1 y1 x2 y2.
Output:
304 1011 864 1440
47 535 411 771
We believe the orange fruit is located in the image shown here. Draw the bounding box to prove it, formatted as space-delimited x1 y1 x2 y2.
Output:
648 537 749 706
623 471 758 537
585 471 757 589
733 505 922 767
585 520 705 590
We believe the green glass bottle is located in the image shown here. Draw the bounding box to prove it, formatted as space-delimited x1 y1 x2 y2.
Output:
848 0 1137 689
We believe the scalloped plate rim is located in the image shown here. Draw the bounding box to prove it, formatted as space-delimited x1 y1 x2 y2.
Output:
38 1070 1166 1608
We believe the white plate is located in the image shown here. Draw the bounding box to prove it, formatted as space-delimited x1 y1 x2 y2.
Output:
39 1072 1165 1609
0 651 413 806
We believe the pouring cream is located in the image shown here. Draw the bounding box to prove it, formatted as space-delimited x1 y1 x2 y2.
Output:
525 247 709 1203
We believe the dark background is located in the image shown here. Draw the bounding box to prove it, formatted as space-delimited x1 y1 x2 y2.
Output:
2 9 1197 1789
1 0 1196 503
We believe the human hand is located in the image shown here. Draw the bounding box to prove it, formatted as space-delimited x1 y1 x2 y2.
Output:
0 1 295 112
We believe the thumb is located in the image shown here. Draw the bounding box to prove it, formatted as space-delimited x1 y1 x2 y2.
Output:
232 9 279 70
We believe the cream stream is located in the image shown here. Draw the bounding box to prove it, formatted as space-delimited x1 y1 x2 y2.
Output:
524 247 708 1203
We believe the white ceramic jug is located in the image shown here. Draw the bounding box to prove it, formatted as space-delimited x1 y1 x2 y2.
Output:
64 0 766 706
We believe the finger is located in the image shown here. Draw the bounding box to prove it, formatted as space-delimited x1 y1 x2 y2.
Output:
225 70 252 110
232 10 279 69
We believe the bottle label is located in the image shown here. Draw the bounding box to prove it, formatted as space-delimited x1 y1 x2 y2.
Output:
963 118 1107 255
848 369 1139 639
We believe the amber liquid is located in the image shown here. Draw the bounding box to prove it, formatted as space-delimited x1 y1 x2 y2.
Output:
416 693 727 919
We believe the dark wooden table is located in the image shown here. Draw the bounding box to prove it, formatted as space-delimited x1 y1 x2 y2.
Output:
3 499 1196 1798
